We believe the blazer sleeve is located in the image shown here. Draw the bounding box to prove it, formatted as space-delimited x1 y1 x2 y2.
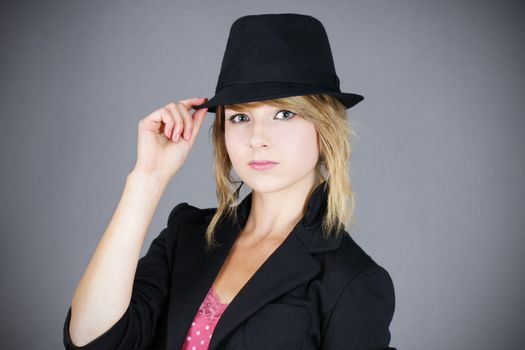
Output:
321 263 397 350
62 202 189 350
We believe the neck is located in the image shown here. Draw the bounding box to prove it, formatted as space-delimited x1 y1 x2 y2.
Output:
241 175 325 240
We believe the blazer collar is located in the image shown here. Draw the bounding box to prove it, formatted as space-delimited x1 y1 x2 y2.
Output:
226 179 343 253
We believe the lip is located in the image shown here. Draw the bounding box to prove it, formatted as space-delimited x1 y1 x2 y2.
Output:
249 160 278 170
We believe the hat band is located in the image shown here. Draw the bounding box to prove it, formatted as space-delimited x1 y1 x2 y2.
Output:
217 63 340 92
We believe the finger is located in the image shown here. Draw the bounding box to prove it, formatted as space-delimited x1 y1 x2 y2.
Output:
161 105 176 140
165 103 184 142
178 96 208 111
176 102 194 140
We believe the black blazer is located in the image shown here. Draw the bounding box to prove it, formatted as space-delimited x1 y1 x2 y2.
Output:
63 181 396 349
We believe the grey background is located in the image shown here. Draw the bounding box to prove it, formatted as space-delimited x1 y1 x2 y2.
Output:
1 0 524 349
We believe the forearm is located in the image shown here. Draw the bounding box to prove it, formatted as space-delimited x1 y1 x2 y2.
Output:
68 170 170 346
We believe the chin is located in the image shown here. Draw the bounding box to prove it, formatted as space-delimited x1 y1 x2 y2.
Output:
242 173 315 195
241 177 285 194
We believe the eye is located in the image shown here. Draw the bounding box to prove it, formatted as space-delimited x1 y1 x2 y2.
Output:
227 113 249 123
275 109 296 120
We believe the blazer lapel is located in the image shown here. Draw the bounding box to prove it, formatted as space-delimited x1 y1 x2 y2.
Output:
208 224 322 350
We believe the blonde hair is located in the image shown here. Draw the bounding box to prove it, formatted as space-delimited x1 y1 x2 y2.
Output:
204 94 357 251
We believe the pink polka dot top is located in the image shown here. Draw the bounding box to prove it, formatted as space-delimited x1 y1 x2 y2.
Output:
180 284 230 350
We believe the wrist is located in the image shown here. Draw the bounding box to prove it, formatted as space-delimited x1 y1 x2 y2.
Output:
126 169 171 190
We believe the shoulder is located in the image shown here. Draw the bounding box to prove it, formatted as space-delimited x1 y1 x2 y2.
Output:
334 237 395 306
317 231 396 311
166 202 217 227
159 202 218 254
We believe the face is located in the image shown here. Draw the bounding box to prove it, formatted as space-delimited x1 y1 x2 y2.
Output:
224 103 320 193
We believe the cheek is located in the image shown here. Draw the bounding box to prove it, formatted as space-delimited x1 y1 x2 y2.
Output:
279 125 319 162
224 127 244 161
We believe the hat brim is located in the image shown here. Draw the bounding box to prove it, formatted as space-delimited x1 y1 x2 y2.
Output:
193 82 364 113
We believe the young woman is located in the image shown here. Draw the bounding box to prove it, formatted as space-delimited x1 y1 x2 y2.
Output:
63 13 396 350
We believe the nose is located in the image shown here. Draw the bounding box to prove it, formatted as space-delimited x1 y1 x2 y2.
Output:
248 120 271 150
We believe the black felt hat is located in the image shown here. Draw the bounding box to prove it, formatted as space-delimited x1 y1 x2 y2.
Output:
193 13 364 113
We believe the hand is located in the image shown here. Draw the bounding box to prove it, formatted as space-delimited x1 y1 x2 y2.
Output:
132 97 208 180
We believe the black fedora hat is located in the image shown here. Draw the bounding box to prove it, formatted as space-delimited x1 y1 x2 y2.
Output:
193 13 364 113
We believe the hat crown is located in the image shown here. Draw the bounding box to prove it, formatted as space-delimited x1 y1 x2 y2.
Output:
216 13 341 92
